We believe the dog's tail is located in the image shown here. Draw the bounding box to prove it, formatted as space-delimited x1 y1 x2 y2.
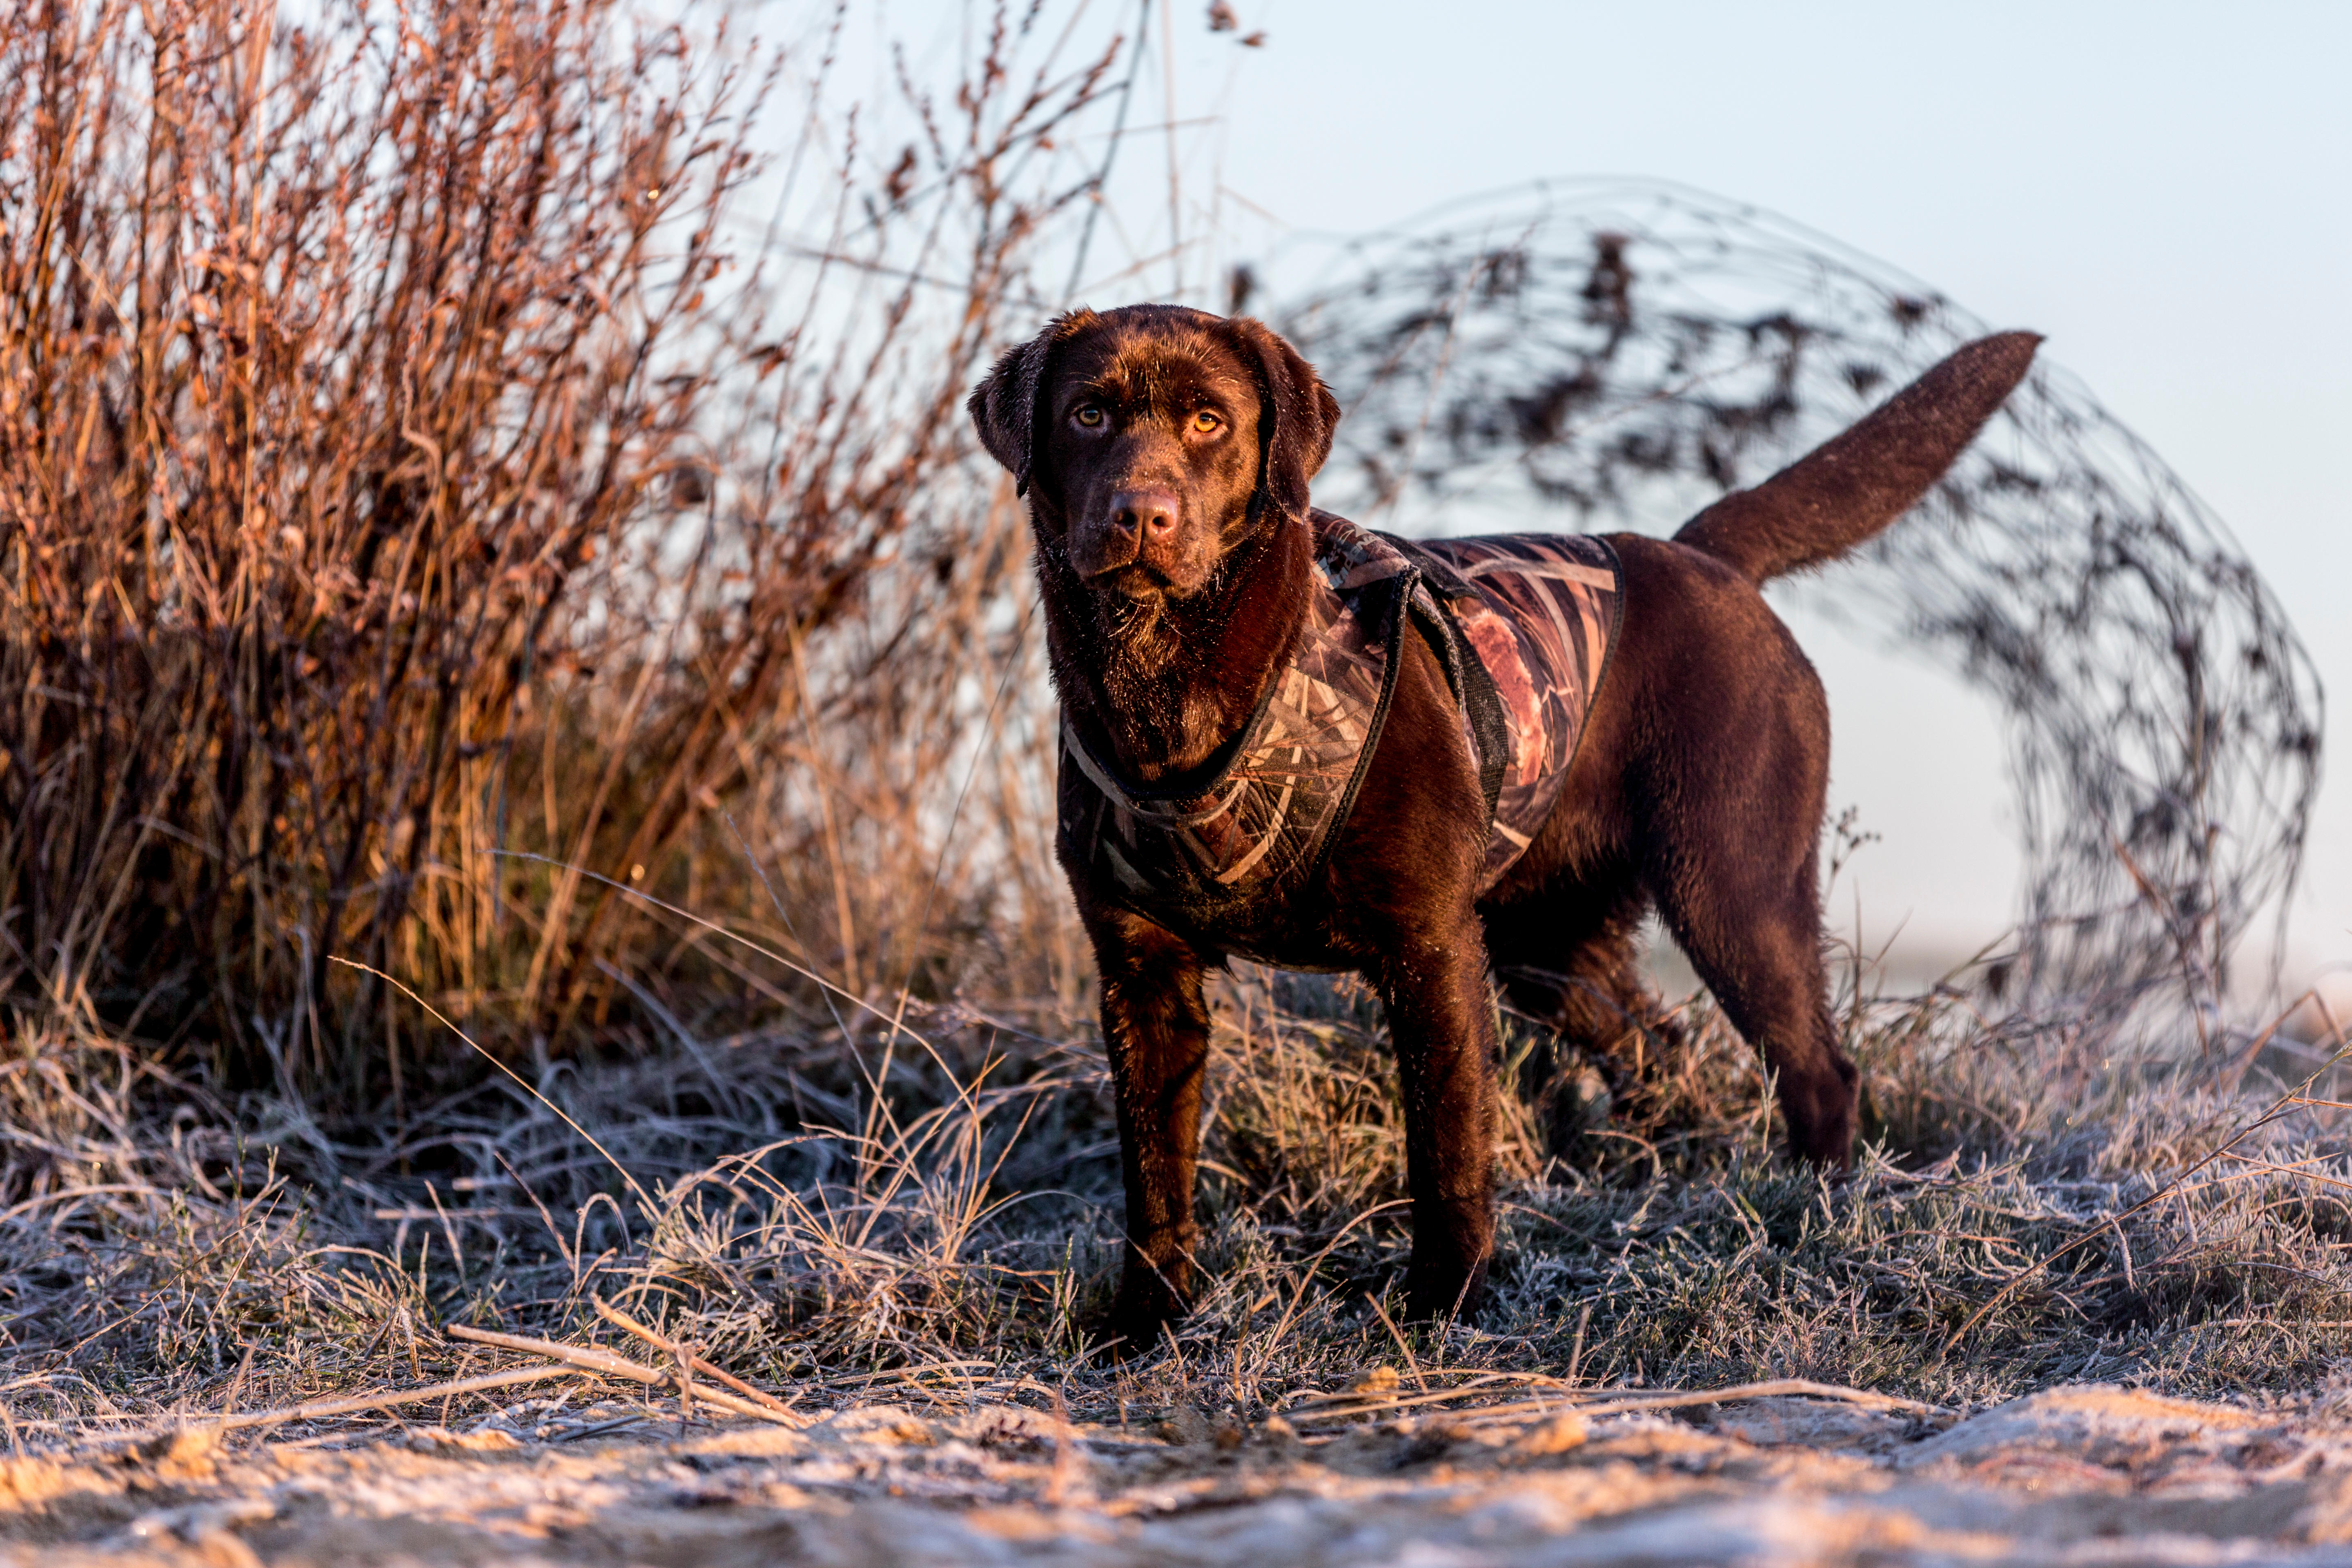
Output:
1673 331 2041 585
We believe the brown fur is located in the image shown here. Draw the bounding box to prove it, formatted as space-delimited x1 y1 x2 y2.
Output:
970 305 2039 1348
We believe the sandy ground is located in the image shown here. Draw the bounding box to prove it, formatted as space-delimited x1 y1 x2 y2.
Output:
4 1384 2349 1566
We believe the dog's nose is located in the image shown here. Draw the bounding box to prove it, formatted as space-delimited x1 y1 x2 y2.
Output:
1111 488 1179 543
1074 488 1180 578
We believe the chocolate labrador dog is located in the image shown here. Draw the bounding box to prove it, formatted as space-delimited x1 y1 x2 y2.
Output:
969 305 2037 1346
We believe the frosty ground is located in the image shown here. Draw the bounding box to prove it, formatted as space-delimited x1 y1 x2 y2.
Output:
8 1381 2352 1567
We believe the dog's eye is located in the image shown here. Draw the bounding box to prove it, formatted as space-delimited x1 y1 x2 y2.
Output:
1191 410 1223 433
1074 404 1105 428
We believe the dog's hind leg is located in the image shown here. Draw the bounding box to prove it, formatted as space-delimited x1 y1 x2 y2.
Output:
1487 887 1686 1153
1588 532 1860 1167
1492 898 1682 1065
1643 824 1858 1168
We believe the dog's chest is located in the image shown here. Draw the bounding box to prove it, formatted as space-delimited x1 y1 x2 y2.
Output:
1058 517 1620 959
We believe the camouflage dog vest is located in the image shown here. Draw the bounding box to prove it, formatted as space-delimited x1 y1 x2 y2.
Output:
1058 512 1621 961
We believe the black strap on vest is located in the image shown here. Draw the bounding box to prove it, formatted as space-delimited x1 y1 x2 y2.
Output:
1382 532 1511 831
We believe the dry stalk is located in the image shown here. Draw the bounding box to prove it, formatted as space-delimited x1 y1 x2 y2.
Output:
592 1296 800 1418
443 1324 792 1427
1285 1376 1944 1433
0 0 1124 1105
117 1365 581 1440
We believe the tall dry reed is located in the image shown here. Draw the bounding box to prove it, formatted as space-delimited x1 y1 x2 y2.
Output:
0 0 1117 1109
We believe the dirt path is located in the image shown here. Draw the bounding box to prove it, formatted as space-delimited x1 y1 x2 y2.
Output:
5 1384 2348 1566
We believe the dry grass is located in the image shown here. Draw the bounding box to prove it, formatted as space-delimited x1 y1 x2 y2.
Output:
1 956 2345 1447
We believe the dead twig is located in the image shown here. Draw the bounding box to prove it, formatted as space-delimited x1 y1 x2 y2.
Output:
125 1365 580 1438
592 1297 802 1420
1290 1376 1944 1432
443 1324 795 1426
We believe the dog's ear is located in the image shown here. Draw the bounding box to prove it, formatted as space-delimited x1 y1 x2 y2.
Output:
1222 316 1341 520
968 310 1097 496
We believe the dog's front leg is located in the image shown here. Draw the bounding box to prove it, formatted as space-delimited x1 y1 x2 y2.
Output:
1084 901 1212 1351
1372 906 1501 1321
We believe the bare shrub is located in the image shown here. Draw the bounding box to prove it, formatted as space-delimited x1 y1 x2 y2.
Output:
0 0 1111 1104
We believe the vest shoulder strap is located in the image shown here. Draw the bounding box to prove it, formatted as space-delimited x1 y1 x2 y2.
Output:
1380 531 1511 830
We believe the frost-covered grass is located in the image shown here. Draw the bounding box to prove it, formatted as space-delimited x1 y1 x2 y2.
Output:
4 963 2344 1447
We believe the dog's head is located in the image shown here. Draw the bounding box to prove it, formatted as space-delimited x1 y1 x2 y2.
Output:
967 304 1341 601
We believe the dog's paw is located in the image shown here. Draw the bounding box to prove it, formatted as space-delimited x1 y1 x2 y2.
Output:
1401 1261 1489 1324
1782 1054 1860 1170
1097 1274 1188 1360
1095 1315 1174 1364
1791 1110 1858 1172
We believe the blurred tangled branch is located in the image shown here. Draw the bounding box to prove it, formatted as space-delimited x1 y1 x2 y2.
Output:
1275 179 2321 1020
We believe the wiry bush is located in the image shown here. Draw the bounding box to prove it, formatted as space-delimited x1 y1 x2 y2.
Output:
0 0 1110 1105
1280 185 2323 1018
